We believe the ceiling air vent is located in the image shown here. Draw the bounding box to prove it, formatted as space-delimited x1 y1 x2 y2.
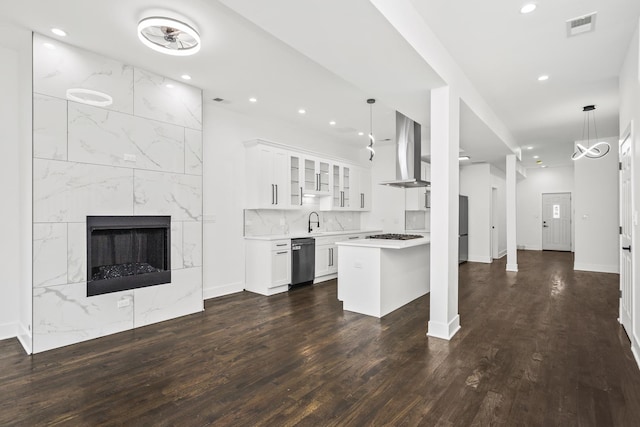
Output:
566 12 597 37
212 97 224 102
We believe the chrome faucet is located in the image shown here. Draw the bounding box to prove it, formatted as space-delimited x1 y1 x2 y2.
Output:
308 211 320 233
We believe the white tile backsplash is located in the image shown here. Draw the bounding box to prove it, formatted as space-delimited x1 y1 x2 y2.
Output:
133 69 202 130
33 94 68 160
244 209 361 236
33 34 134 114
68 102 185 173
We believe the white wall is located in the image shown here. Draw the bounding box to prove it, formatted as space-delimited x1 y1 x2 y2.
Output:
619 18 640 366
490 166 507 257
460 164 491 262
202 104 364 299
0 44 21 340
574 137 620 273
516 166 574 250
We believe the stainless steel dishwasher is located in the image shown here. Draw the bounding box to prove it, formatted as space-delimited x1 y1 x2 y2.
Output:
290 237 315 288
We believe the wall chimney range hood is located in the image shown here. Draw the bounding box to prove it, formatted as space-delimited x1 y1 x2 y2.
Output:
380 111 431 188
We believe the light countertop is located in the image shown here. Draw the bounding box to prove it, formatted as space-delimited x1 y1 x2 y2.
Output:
336 235 430 249
244 229 382 241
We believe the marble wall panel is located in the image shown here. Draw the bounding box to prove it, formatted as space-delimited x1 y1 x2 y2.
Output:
33 34 134 114
68 102 185 173
33 94 67 160
171 221 184 271
33 283 134 353
244 209 361 236
133 69 202 130
133 267 202 328
134 170 202 221
67 222 86 284
33 223 67 288
184 128 203 175
182 221 202 268
33 159 134 223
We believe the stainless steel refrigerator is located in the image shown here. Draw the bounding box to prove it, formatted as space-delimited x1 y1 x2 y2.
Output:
459 195 468 264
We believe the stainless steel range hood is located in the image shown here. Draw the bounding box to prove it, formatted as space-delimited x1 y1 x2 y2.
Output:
380 111 431 188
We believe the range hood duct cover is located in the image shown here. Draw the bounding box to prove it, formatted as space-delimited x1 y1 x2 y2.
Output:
379 111 431 188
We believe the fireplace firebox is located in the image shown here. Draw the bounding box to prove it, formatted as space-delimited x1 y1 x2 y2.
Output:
87 216 171 296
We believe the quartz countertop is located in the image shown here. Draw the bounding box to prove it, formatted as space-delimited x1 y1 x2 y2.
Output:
336 235 430 249
244 229 382 241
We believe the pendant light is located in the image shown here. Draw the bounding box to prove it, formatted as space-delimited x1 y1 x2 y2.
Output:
366 98 376 161
571 105 610 160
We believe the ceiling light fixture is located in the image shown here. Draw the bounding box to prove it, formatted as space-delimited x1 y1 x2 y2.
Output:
541 165 548 168
459 156 471 161
527 146 533 150
533 155 539 159
298 108 306 115
180 74 192 80
538 75 549 81
51 28 67 37
329 121 336 126
249 97 257 103
366 98 376 161
520 3 537 14
137 17 201 56
358 132 364 136
571 105 610 160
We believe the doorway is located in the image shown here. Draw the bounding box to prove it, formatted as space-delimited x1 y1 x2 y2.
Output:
619 125 633 338
542 193 572 251
491 187 499 259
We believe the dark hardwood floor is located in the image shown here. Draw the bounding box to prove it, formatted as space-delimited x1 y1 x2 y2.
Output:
2 250 639 426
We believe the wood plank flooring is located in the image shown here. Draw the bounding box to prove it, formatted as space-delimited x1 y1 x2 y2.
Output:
2 250 640 425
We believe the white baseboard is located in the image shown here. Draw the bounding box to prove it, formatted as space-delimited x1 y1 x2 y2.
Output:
17 323 32 355
573 262 619 274
0 322 17 341
632 333 640 371
203 281 244 300
524 245 542 251
468 255 492 263
506 263 518 272
496 249 507 258
427 315 461 340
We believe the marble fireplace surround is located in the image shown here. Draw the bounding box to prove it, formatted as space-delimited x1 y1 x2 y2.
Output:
32 34 203 353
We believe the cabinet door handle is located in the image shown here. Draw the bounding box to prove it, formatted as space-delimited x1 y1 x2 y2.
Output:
361 193 364 209
328 248 332 266
271 184 275 204
275 184 278 204
623 246 632 252
317 173 320 191
276 243 287 247
300 186 303 206
425 192 428 209
276 251 288 255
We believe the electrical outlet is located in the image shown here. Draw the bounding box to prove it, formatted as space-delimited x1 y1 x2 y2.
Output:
124 153 137 162
117 298 131 308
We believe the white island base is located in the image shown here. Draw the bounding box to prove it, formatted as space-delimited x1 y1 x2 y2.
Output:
336 238 430 318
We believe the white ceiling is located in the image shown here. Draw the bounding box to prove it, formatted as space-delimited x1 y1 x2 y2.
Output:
2 0 639 170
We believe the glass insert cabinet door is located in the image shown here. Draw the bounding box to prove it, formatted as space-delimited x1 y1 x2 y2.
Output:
304 158 331 194
290 155 301 206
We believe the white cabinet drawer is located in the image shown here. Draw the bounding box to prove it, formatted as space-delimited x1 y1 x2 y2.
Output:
271 240 291 251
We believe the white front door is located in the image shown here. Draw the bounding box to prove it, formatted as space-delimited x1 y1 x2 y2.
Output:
542 193 572 251
619 128 633 337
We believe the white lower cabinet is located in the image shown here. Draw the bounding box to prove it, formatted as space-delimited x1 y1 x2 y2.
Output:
315 242 337 279
245 239 291 295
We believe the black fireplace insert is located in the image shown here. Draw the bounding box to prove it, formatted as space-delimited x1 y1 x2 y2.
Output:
87 216 171 296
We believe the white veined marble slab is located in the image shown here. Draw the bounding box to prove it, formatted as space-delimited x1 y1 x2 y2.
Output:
33 283 134 353
133 267 203 328
33 93 67 160
133 170 202 221
171 221 184 271
33 223 68 288
134 68 202 130
183 221 203 268
33 159 134 223
68 102 185 173
33 34 134 114
67 222 87 284
185 128 203 175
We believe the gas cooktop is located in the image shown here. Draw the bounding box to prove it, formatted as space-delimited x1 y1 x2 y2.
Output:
366 233 424 240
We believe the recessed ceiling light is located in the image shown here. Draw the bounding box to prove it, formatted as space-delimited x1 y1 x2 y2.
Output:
180 74 192 80
527 146 533 150
43 42 55 50
137 17 201 56
536 160 543 164
458 156 471 161
520 3 537 14
541 165 548 168
358 132 364 136
533 155 540 159
51 28 66 37
329 121 336 126
249 97 257 103
298 109 306 115
538 75 549 81
166 84 175 89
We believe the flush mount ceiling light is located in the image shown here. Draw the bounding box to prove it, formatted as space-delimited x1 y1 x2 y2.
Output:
137 17 200 56
51 28 67 37
66 88 113 107
249 97 257 103
538 75 549 81
458 156 471 161
329 120 336 126
180 74 192 80
298 108 306 115
366 98 376 161
571 105 611 160
520 3 537 14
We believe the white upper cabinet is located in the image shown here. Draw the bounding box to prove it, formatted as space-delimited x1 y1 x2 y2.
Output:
405 162 431 211
245 142 290 209
303 157 331 196
354 166 372 211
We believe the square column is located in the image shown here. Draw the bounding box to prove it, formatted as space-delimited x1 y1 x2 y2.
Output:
427 86 461 340
506 154 518 271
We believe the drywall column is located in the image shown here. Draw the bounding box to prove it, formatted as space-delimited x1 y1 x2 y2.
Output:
427 86 461 340
506 154 518 272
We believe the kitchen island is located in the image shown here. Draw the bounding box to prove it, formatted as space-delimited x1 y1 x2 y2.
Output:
336 234 430 318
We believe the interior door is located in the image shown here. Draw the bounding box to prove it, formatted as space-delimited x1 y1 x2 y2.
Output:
542 193 572 251
491 187 499 259
619 128 633 337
